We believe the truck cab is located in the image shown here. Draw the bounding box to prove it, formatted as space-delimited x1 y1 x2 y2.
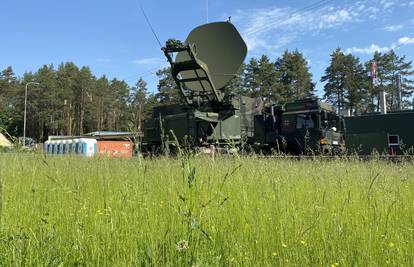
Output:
280 98 346 154
254 98 346 155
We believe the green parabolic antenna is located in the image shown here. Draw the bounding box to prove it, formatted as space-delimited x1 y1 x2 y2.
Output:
176 22 247 93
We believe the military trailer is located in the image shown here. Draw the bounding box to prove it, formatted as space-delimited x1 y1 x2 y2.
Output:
141 22 266 154
142 95 265 153
254 98 346 154
345 110 414 155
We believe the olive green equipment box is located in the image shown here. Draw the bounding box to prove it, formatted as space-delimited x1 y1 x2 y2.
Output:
345 110 414 155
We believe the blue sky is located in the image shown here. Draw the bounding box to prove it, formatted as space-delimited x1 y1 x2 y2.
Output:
1 0 414 96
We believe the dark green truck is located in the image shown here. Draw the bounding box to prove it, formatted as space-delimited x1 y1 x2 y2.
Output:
254 98 346 155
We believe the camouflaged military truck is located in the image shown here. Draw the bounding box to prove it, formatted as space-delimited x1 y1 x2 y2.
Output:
254 98 346 155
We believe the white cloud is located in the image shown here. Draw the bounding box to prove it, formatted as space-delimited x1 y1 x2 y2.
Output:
398 36 414 45
318 9 353 29
380 0 396 10
383 24 404 32
346 44 391 54
231 0 400 54
132 57 167 67
346 36 414 55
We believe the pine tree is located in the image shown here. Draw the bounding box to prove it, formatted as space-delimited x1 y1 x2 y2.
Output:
109 78 130 131
365 51 414 111
276 49 315 102
343 54 367 114
0 67 18 133
56 62 79 136
156 67 181 104
244 56 278 99
31 64 58 140
94 75 111 131
244 58 260 97
382 50 414 110
322 49 370 114
257 55 278 99
73 66 94 135
130 78 148 131
223 63 246 95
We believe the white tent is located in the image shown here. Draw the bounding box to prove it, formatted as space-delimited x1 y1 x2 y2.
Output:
0 133 12 147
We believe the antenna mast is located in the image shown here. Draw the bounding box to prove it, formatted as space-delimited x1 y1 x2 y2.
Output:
140 5 162 48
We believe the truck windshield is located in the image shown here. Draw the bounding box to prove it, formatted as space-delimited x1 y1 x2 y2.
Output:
328 113 340 130
321 111 342 131
296 114 316 129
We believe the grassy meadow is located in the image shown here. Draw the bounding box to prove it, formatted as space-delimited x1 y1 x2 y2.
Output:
0 154 413 266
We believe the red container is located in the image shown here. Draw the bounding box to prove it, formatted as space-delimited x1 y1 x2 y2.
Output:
97 141 133 158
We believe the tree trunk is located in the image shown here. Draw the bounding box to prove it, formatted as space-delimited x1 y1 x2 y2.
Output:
78 89 84 135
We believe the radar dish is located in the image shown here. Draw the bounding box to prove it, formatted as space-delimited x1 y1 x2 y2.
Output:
176 22 247 92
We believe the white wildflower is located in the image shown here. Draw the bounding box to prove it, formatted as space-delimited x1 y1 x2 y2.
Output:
176 240 189 252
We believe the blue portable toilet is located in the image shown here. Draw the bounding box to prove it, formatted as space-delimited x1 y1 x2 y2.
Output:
48 141 54 154
75 139 83 154
79 138 97 157
72 139 79 154
62 140 66 154
44 141 50 154
63 140 71 155
51 141 57 154
67 140 73 154
57 140 63 154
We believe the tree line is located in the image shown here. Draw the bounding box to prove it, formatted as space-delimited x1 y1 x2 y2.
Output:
1 49 413 142
0 63 152 142
322 49 414 114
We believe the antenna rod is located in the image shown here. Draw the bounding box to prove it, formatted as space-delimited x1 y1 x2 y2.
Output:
140 5 163 48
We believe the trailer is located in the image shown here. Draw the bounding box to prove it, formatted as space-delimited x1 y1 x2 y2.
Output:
345 110 414 155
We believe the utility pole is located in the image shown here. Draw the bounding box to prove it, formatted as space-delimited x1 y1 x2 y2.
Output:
23 82 39 147
372 61 387 114
396 74 402 111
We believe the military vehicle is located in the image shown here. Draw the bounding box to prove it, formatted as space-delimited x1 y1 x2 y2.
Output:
142 22 265 154
345 110 414 155
141 21 346 155
254 98 346 154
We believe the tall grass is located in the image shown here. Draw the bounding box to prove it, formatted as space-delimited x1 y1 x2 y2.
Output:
0 154 413 266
